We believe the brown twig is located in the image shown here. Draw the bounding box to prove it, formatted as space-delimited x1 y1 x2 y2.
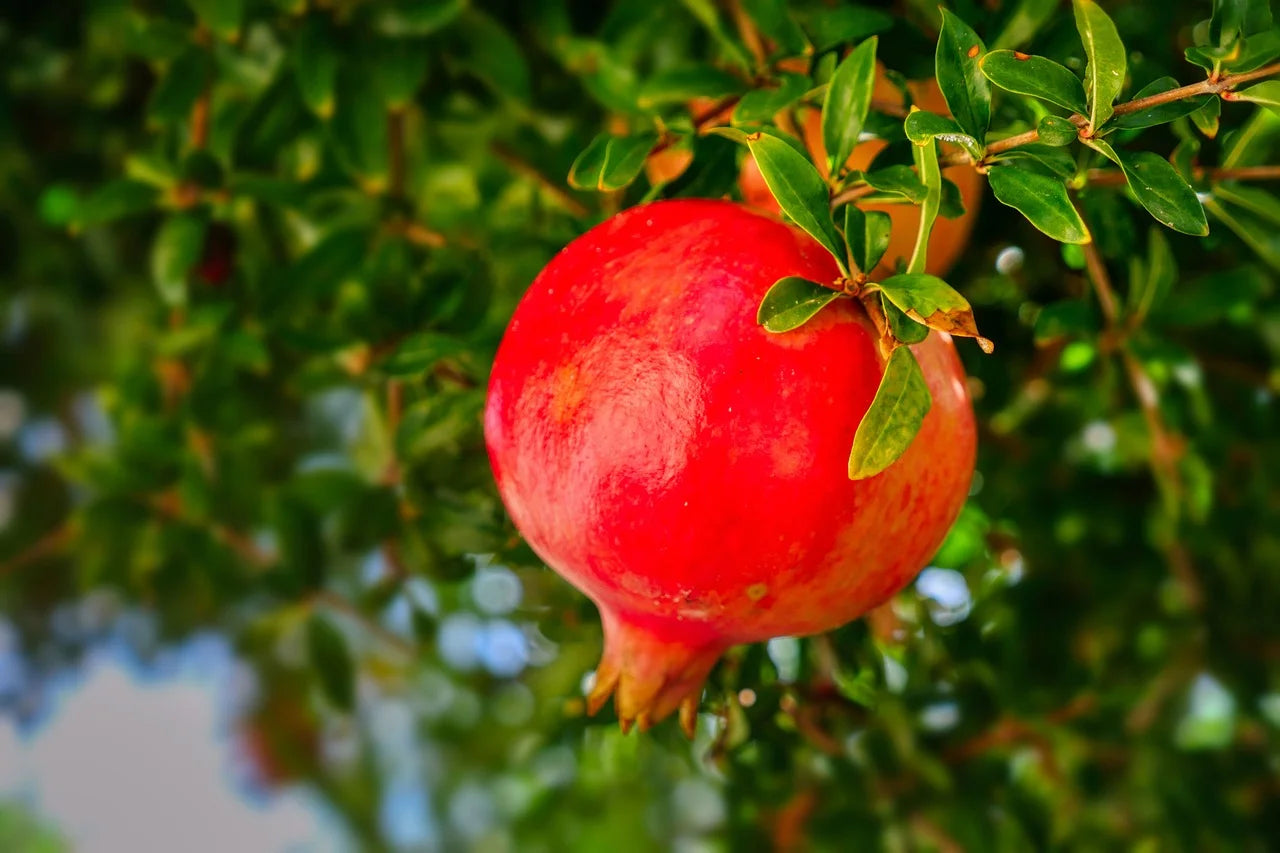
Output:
934 61 1280 170
1076 208 1204 611
0 523 75 578
490 142 590 217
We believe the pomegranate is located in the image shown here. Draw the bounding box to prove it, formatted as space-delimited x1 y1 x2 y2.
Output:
485 199 975 734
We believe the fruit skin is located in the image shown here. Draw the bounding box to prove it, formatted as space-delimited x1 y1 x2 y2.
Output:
739 70 983 278
485 199 975 732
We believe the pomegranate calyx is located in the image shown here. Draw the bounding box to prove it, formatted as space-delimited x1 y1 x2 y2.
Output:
586 608 729 738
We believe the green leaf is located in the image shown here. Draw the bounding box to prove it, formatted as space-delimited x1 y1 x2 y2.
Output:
637 66 745 109
935 9 991 141
1212 182 1280 226
373 0 468 37
844 206 892 273
663 134 742 198
1110 77 1213 130
1205 193 1280 269
151 214 207 308
733 73 810 125
980 50 1088 114
1225 30 1280 73
745 133 848 273
903 111 983 162
1234 80 1280 115
877 272 990 349
756 277 842 332
1089 139 1210 235
881 295 930 344
739 0 810 58
908 138 942 275
294 16 340 118
381 333 466 376
186 0 244 40
331 70 391 186
1190 96 1222 138
1128 228 1176 322
822 38 879 177
370 39 430 109
847 347 932 480
149 47 211 125
1037 115 1079 145
862 165 926 202
1073 0 1126 131
991 0 1058 50
987 165 1091 244
1223 106 1280 167
568 132 660 192
1034 300 1099 342
803 5 894 54
75 180 160 227
991 144 1078 179
677 0 752 70
307 613 356 711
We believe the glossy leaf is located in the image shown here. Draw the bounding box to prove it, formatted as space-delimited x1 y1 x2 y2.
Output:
370 39 431 109
1037 115 1078 146
1073 0 1126 131
877 272 990 350
746 133 849 273
904 111 983 162
980 50 1088 114
1225 30 1280 73
991 144 1078 178
757 277 842 333
733 73 810 125
862 165 926 202
1111 77 1213 130
1190 97 1222 138
151 214 207 308
822 38 879 177
1234 81 1280 115
881 295 930 344
844 206 892 274
1089 139 1209 235
988 165 1091 244
935 9 991 141
847 347 931 480
569 133 660 192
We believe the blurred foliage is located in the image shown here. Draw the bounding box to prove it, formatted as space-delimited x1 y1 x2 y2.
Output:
2 0 1280 850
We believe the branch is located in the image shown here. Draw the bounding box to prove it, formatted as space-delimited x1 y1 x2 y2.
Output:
0 523 75 578
1075 206 1205 611
936 61 1280 169
491 142 590 217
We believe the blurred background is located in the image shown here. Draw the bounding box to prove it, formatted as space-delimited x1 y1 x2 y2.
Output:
2 0 1280 850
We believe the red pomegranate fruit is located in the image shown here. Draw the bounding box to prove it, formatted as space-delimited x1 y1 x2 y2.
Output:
485 199 975 734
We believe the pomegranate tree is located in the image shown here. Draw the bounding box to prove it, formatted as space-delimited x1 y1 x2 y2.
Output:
485 199 976 734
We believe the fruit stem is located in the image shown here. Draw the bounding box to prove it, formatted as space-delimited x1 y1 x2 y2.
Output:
586 608 729 737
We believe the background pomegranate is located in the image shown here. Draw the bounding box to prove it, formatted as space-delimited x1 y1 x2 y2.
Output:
485 199 976 733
